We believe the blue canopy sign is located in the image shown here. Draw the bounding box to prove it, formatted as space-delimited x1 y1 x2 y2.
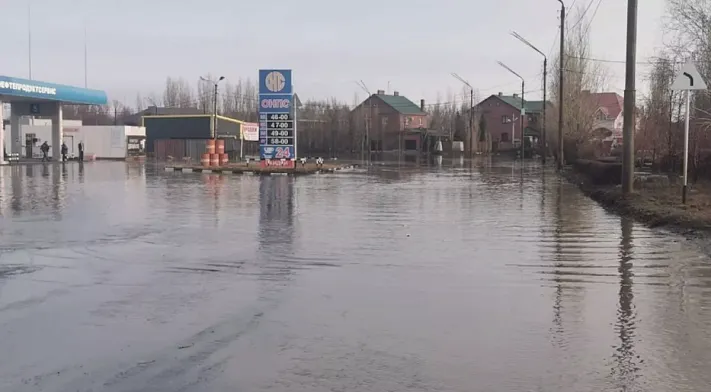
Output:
0 75 108 106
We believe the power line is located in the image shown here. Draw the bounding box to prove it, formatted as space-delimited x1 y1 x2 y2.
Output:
564 54 683 65
582 0 603 36
569 0 596 30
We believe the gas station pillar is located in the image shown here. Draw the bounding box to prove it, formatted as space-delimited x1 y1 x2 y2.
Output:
10 107 20 156
51 103 63 160
0 99 6 165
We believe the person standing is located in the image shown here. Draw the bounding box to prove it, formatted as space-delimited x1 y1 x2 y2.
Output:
78 141 84 162
61 143 68 162
40 141 50 162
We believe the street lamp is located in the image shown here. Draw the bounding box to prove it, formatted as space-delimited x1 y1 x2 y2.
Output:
355 80 372 164
201 75 225 140
451 73 474 154
557 0 565 171
497 61 525 161
511 31 547 165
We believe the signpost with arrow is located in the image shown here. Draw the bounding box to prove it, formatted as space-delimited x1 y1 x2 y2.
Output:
671 61 708 204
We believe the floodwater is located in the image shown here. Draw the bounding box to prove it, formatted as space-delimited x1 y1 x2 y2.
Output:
1 159 711 392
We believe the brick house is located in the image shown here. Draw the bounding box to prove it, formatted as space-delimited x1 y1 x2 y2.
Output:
474 92 549 152
351 90 428 152
583 91 625 155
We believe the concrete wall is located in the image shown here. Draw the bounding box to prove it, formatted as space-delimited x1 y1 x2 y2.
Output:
3 119 83 158
3 124 145 159
77 126 146 159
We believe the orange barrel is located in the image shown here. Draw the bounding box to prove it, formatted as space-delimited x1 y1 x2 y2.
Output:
209 153 220 167
206 139 216 154
215 139 225 154
219 153 229 166
200 153 210 167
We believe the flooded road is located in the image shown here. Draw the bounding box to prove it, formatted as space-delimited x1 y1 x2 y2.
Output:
1 159 711 391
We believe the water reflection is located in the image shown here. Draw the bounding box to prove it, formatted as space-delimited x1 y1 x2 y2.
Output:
550 176 565 346
203 174 224 227
258 175 296 282
610 216 641 387
3 161 711 391
0 168 6 215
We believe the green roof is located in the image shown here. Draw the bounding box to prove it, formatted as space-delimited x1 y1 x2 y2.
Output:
375 94 424 115
491 95 549 113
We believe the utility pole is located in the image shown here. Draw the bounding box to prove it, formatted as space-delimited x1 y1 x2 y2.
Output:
451 73 474 154
521 82 525 160
511 31 547 164
621 0 638 194
213 82 218 140
557 0 565 170
84 24 88 88
201 76 225 140
356 81 372 164
497 62 526 160
28 2 32 80
543 58 547 164
470 88 474 153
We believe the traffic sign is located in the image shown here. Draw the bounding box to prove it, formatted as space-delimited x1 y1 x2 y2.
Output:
671 61 708 91
670 61 708 204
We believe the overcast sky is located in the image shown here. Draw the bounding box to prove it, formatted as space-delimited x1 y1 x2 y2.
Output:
0 0 667 108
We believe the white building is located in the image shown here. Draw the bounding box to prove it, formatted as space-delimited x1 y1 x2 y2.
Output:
3 118 145 159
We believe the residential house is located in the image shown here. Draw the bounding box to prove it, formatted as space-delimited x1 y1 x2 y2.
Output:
351 90 429 152
474 92 549 152
583 91 625 155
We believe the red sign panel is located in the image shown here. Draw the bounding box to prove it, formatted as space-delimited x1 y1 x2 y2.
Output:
261 159 295 169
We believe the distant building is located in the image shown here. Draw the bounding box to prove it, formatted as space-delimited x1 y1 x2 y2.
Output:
474 92 550 152
582 91 625 150
351 90 430 152
121 106 205 127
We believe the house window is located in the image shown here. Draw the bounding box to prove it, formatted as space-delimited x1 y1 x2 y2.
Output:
501 132 510 142
418 117 422 126
502 115 511 124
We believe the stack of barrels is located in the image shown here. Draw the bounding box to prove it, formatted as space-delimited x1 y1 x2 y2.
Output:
201 139 229 167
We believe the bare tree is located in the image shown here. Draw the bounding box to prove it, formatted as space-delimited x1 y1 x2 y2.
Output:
548 5 609 161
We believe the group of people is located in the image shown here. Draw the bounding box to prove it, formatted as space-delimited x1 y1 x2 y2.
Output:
39 141 84 162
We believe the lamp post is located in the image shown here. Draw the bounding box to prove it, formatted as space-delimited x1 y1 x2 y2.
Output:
557 0 565 170
511 31 547 164
451 73 474 154
497 61 525 161
621 0 638 194
201 76 225 140
356 80 372 165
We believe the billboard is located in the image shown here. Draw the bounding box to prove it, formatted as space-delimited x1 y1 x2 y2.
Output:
242 122 259 142
258 70 294 164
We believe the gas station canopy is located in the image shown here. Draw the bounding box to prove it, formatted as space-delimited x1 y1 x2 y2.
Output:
1 75 108 164
0 75 107 105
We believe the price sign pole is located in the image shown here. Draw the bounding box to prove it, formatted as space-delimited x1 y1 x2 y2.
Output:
294 97 298 161
671 61 707 204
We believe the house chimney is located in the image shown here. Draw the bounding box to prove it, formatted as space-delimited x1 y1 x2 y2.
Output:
513 93 518 98
498 92 503 96
420 99 425 111
376 89 385 95
393 91 399 96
